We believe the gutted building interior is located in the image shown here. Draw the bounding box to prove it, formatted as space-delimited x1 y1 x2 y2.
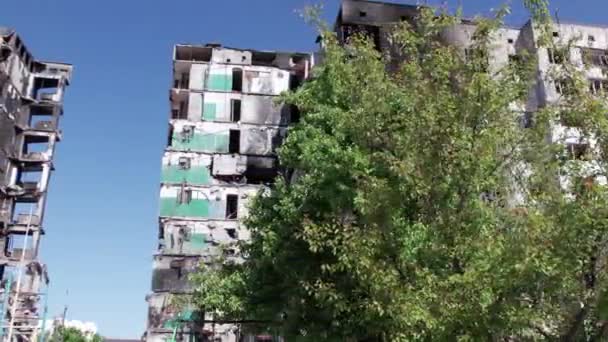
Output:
0 27 72 341
146 45 313 342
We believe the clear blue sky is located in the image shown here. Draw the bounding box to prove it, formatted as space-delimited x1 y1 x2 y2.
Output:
0 0 606 339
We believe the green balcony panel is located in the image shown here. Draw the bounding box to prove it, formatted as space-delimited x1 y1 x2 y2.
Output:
161 166 211 185
160 198 210 218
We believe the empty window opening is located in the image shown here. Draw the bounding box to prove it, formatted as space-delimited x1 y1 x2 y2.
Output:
507 38 514 44
28 105 54 130
17 170 42 189
589 35 596 43
567 143 589 160
244 165 277 184
226 228 237 239
10 202 37 223
167 126 174 147
548 48 567 64
229 130 240 154
584 49 608 67
22 136 50 156
172 101 188 120
32 77 59 101
232 68 243 92
589 79 608 94
289 74 302 90
508 54 522 66
6 234 34 259
226 195 238 219
177 157 191 170
0 45 11 62
179 73 189 89
553 31 560 38
29 116 54 131
547 49 567 64
555 79 573 95
175 46 212 62
180 126 194 143
291 104 301 124
230 99 241 122
359 11 367 17
342 24 381 51
177 189 192 204
400 16 409 21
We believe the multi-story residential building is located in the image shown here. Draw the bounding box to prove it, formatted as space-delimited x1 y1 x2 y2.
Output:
147 1 608 341
335 0 608 186
0 27 72 341
146 44 312 342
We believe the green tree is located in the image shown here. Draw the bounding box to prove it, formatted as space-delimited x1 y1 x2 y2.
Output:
48 326 103 342
190 1 608 340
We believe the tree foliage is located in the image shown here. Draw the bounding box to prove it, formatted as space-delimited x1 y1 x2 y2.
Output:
48 326 103 342
190 1 608 340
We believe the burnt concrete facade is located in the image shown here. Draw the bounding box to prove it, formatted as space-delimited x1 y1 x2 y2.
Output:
146 45 312 342
336 0 608 191
0 28 72 341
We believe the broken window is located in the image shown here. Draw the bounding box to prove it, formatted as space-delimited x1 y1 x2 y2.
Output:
589 35 596 43
16 169 42 190
22 135 50 157
548 48 567 64
177 189 192 204
180 126 194 143
560 112 584 127
589 79 608 94
178 157 191 170
6 234 35 260
289 74 302 91
179 73 189 89
31 77 59 101
230 99 241 122
167 126 174 147
0 44 11 62
232 68 243 92
229 130 240 154
583 48 608 68
290 104 301 124
225 195 238 219
226 228 237 239
342 24 381 51
508 54 522 65
28 105 55 130
567 143 589 160
555 79 573 96
171 101 188 120
10 202 38 224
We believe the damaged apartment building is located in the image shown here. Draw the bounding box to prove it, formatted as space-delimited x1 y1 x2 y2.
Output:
147 1 608 341
333 0 608 187
146 45 312 342
0 28 72 341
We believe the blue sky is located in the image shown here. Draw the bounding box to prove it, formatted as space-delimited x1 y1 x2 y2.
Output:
1 0 606 339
